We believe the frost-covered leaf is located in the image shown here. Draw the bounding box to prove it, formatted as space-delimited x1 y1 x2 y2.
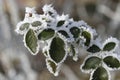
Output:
49 37 66 63
70 27 80 38
103 42 116 51
102 37 119 52
87 44 101 53
46 59 57 73
31 21 41 27
58 30 70 38
46 59 61 76
82 56 101 70
57 20 65 27
38 29 55 40
25 29 38 55
19 23 30 31
91 66 109 80
103 56 120 69
81 31 91 46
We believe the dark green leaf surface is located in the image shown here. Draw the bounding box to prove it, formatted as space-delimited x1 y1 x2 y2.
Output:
47 60 57 73
38 29 55 40
81 31 91 46
25 29 38 54
58 30 70 38
20 23 29 31
92 66 108 80
103 56 120 68
87 44 101 53
82 56 101 70
32 21 41 27
103 42 116 51
57 20 65 27
49 37 66 63
70 27 80 38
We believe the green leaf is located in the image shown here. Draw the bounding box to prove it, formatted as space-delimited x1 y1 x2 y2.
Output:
38 29 55 40
47 59 57 73
87 44 101 53
82 56 101 70
19 23 29 31
70 27 80 38
92 66 109 80
57 20 65 27
31 21 41 27
81 31 91 46
58 30 70 38
103 56 120 68
49 37 66 63
25 29 38 54
103 42 116 51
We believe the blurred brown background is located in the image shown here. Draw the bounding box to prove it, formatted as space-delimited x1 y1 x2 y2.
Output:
0 0 120 80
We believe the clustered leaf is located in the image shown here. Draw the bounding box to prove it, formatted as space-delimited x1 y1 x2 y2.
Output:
87 37 118 54
81 36 115 79
16 4 120 79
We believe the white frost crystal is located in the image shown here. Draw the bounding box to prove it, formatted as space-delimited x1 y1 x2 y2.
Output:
16 4 120 78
